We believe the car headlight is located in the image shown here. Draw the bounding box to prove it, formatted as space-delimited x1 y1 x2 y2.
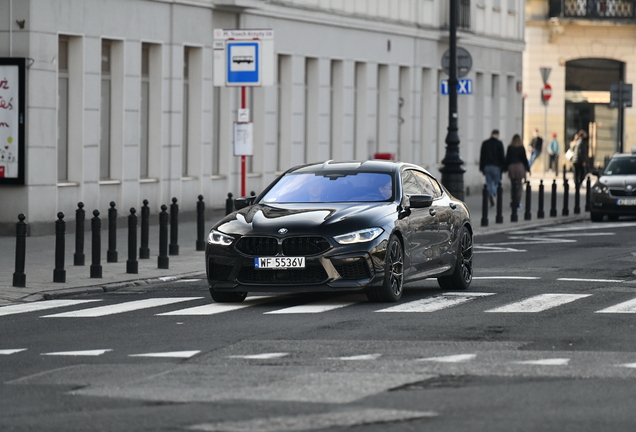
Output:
593 185 609 194
333 227 384 245
207 229 235 246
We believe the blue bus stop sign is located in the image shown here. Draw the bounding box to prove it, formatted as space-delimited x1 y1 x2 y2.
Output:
226 41 260 86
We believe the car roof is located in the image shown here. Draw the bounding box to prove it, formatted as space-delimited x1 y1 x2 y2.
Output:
288 160 429 175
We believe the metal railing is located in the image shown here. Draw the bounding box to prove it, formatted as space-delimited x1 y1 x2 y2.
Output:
549 0 636 19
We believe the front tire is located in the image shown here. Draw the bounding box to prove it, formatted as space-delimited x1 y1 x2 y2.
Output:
437 226 473 291
209 288 247 303
367 234 404 302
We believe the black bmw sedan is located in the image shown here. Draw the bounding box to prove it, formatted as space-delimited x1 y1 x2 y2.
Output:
206 160 473 303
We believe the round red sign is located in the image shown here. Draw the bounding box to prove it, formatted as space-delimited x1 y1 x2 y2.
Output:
541 83 552 102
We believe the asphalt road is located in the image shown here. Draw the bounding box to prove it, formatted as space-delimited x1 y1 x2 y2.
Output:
2 219 636 432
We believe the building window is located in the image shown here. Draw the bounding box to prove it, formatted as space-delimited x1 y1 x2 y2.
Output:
100 40 112 180
140 43 150 179
183 47 190 177
58 37 69 182
212 87 221 176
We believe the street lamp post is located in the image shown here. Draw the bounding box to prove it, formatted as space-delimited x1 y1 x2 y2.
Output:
440 0 465 200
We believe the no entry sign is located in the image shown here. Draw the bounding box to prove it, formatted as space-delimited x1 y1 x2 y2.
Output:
541 83 552 104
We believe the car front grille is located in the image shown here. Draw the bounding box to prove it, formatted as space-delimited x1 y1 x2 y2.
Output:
237 265 329 284
235 236 330 256
334 259 371 280
610 188 636 197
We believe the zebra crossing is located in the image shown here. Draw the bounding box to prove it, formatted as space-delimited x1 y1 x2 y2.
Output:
3 290 636 319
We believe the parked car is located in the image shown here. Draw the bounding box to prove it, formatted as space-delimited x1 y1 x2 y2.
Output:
205 160 473 302
590 150 636 222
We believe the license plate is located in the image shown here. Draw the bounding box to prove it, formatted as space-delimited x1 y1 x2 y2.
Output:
616 198 636 206
254 257 305 269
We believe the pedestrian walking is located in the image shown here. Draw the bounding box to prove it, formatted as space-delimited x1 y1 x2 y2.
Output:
571 129 589 189
504 134 530 208
548 132 560 175
528 128 543 169
479 129 506 207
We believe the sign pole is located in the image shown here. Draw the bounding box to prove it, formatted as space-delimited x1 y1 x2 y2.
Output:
241 86 247 197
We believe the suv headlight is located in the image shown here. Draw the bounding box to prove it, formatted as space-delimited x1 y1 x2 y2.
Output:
333 227 383 245
207 229 235 246
593 185 609 194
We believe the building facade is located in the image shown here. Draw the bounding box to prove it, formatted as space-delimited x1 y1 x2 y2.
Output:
524 0 636 172
0 0 524 231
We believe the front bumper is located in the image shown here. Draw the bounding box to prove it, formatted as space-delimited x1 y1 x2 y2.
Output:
590 192 636 216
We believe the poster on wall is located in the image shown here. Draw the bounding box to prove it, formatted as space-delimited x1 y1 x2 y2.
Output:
0 58 26 185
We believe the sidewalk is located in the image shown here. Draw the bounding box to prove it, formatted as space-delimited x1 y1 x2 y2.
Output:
0 171 589 306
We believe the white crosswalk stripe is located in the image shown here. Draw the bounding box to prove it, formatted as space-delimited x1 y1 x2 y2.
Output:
485 294 591 313
264 296 360 314
41 297 203 318
157 296 274 316
376 292 494 313
0 299 101 316
596 298 636 314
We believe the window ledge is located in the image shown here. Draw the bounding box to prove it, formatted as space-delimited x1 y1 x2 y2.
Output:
140 177 159 183
99 180 121 186
210 175 227 180
57 181 80 187
181 176 197 181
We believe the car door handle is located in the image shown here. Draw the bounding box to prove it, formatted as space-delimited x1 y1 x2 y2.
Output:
429 209 436 216
449 202 457 210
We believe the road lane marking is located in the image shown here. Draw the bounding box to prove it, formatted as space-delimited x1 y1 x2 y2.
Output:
376 292 494 313
42 349 112 356
157 296 274 316
264 298 359 314
187 409 437 432
515 358 570 366
130 350 200 358
472 276 540 280
558 278 624 283
228 353 289 359
0 299 101 317
474 246 526 253
41 297 203 317
485 294 591 313
596 298 636 313
419 354 476 363
617 363 636 368
0 349 27 355
325 354 382 361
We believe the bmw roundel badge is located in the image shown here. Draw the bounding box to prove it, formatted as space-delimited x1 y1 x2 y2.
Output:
278 228 288 234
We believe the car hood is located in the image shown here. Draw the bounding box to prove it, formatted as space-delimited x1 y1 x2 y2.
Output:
598 175 636 188
214 202 397 237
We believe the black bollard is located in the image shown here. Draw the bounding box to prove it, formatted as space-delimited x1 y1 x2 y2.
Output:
524 181 532 221
158 204 169 269
574 181 581 214
511 181 518 222
139 199 150 259
169 197 179 256
562 179 570 216
53 212 66 283
12 214 27 287
481 184 488 227
107 201 117 263
550 180 557 217
585 176 591 212
127 208 138 274
537 180 545 219
90 210 102 278
74 202 85 266
196 195 206 251
495 182 503 224
226 192 234 215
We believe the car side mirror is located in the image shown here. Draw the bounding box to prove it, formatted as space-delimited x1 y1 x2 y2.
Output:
408 194 434 208
234 196 256 210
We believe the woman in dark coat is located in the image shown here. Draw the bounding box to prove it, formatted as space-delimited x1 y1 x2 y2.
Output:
504 134 530 208
571 130 588 189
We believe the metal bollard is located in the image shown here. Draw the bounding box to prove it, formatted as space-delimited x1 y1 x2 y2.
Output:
53 212 66 283
550 180 557 217
574 181 581 214
90 210 102 278
495 183 503 224
169 197 179 256
511 181 518 223
480 184 488 227
196 195 206 251
158 204 169 269
524 181 532 221
562 179 570 216
139 199 150 259
225 192 234 215
537 180 545 219
74 202 85 266
585 176 591 212
107 201 117 263
12 214 27 287
127 208 138 274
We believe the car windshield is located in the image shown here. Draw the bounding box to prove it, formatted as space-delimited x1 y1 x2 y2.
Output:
603 157 636 176
261 172 394 203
